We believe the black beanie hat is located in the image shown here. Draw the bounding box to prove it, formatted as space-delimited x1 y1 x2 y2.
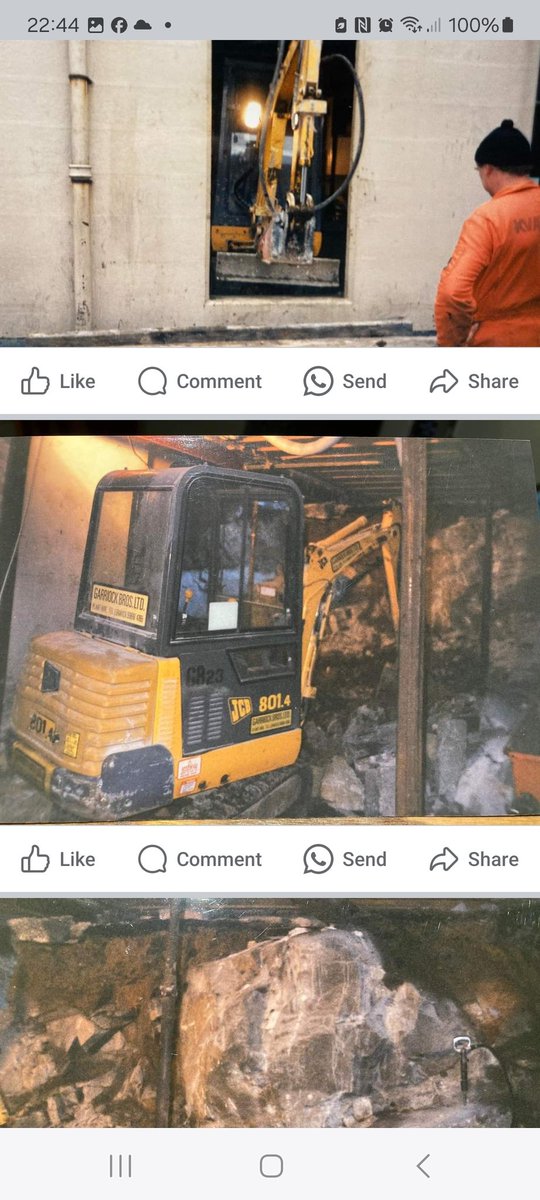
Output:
475 119 532 171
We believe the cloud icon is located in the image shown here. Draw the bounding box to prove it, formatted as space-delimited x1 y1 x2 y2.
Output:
134 18 152 28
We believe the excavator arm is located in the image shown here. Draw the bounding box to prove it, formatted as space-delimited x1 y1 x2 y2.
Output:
215 40 364 288
301 502 401 705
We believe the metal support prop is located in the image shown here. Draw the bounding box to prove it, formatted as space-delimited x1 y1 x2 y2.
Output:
156 900 185 1127
396 439 428 816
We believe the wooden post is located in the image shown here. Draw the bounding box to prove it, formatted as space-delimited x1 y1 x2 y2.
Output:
478 502 493 694
396 439 428 817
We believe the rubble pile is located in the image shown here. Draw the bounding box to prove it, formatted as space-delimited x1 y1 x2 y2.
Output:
179 927 512 1128
0 916 165 1127
306 692 531 817
301 507 539 817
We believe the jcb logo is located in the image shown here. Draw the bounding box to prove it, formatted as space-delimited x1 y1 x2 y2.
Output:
228 696 253 725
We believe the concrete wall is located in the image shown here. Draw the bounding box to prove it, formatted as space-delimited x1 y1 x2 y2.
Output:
0 40 538 337
0 42 73 335
90 41 209 332
3 435 145 712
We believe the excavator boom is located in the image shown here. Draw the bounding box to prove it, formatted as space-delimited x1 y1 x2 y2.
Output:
301 503 401 703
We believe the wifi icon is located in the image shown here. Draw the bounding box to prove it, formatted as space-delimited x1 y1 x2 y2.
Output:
401 15 423 31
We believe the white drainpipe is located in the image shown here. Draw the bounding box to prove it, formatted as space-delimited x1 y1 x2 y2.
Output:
68 42 93 330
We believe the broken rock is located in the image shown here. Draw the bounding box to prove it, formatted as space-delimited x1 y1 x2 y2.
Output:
436 718 467 801
7 918 91 945
321 756 365 814
180 928 511 1128
0 1029 58 1098
454 744 514 815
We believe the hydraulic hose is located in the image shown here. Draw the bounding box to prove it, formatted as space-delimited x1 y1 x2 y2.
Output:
300 53 365 216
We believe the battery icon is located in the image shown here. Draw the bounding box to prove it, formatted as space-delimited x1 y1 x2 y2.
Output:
502 17 514 32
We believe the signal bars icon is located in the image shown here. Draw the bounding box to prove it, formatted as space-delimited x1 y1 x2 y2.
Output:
427 17 442 32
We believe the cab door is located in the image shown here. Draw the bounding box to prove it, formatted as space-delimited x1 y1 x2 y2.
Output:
170 472 304 762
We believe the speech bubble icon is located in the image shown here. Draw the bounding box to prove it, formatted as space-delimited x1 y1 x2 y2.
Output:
303 366 334 398
303 843 334 875
138 844 168 873
138 366 167 396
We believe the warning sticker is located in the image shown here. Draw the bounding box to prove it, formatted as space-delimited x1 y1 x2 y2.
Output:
178 755 202 780
330 543 362 573
63 732 80 759
91 583 148 628
250 710 293 735
180 779 197 796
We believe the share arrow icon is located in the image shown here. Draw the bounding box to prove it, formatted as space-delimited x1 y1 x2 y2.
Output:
429 368 458 393
429 846 459 871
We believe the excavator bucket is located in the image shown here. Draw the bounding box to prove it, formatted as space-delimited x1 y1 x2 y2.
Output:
215 251 340 288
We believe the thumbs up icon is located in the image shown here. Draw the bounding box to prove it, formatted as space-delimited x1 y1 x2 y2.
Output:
21 845 50 873
21 367 50 395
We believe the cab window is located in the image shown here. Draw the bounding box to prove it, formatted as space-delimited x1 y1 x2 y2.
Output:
175 482 293 637
80 487 171 633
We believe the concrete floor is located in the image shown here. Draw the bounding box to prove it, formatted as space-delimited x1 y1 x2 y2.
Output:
0 767 55 823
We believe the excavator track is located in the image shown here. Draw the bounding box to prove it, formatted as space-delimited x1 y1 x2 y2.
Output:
150 763 313 823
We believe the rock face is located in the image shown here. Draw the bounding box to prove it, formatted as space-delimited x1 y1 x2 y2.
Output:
0 925 167 1127
180 928 511 1128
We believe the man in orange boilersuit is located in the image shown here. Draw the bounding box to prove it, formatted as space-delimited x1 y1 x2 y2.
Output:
435 120 540 346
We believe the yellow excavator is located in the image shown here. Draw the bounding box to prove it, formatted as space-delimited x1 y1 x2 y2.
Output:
212 40 365 288
9 465 400 818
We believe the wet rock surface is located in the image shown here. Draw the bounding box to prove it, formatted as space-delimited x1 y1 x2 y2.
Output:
180 928 512 1128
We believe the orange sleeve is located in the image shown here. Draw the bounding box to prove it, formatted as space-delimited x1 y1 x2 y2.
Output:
434 212 494 346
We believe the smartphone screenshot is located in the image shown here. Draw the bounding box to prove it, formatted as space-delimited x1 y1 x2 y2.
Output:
0 1 539 1196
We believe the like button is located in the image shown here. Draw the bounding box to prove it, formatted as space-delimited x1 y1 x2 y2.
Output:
21 845 50 873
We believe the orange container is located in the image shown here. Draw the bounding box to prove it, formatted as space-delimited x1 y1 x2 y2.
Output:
508 750 540 803
506 709 540 802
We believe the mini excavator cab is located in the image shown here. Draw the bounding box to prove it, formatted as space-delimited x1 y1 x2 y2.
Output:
10 466 305 818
